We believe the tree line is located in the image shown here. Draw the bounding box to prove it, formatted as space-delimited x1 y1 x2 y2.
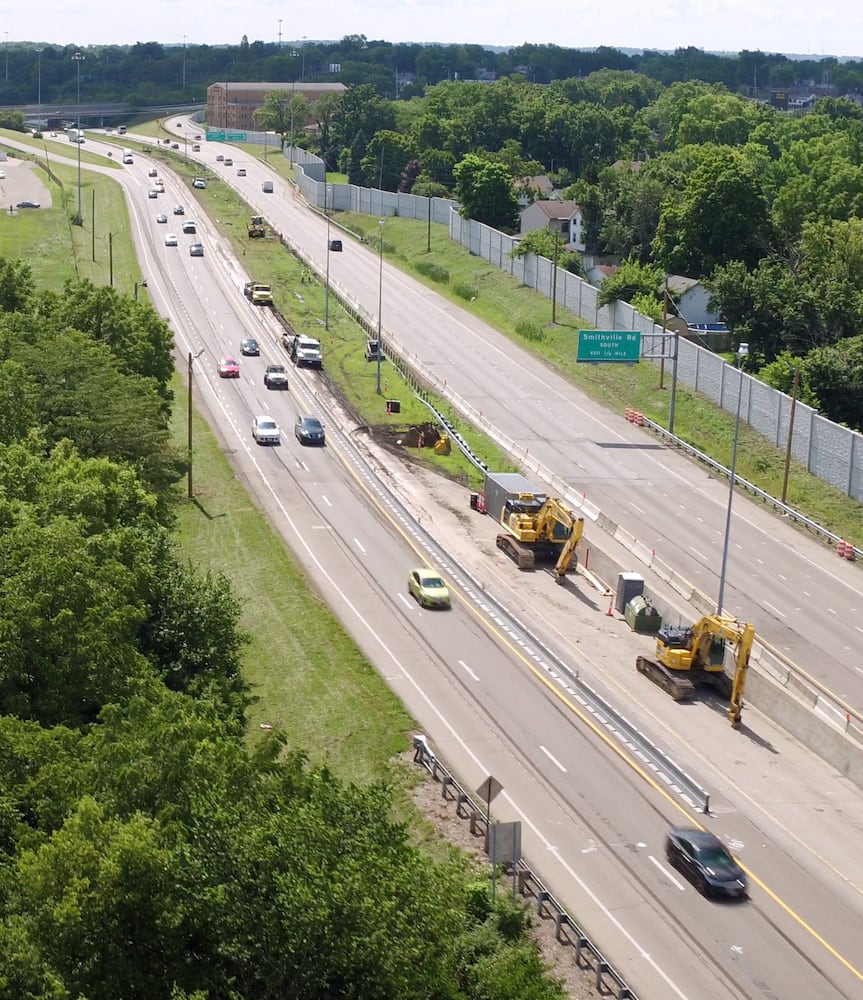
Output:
1 35 862 107
0 263 567 998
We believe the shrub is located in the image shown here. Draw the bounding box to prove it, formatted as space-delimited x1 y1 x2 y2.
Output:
515 320 544 342
416 260 450 284
453 281 478 301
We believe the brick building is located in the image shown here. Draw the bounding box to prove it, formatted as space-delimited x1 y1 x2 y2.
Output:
206 82 346 130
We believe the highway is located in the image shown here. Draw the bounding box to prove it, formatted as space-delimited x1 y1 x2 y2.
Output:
180 135 863 718
22 125 863 998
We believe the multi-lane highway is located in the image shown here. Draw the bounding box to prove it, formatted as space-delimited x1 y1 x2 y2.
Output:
195 143 863 718
23 124 863 998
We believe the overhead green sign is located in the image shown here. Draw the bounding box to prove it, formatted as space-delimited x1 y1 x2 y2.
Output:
577 330 641 364
226 131 247 141
206 131 225 141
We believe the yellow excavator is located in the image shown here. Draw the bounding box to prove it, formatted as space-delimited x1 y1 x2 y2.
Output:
636 614 755 728
248 216 266 238
496 494 584 582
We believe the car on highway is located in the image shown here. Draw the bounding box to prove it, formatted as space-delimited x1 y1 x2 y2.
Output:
172 204 185 215
182 220 197 234
217 357 240 378
223 157 233 166
192 143 201 152
251 415 280 445
148 189 159 199
171 142 180 149
192 178 207 189
240 337 260 356
164 233 178 247
189 243 204 257
263 364 288 390
665 828 748 899
148 167 158 177
294 415 326 446
237 167 246 177
408 568 451 609
216 154 224 162
155 213 168 224
328 239 343 252
16 200 40 209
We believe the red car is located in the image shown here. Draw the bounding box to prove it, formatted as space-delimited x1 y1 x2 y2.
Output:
218 357 240 378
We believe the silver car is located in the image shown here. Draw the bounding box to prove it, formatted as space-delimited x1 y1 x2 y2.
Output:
252 415 280 445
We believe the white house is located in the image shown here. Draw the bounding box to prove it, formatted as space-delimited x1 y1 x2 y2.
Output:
666 275 722 327
519 200 585 252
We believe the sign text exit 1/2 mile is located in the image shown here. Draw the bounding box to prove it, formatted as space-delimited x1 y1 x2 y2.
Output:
577 330 641 364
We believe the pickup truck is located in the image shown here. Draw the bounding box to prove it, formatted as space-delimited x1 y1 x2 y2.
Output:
263 364 289 390
284 333 323 368
243 281 274 306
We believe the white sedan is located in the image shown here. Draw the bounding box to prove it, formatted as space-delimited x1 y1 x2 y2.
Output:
164 233 178 247
252 415 280 445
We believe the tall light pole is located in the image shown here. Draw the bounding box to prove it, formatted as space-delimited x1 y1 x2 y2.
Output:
781 365 801 505
36 47 43 128
325 182 332 331
716 343 749 615
72 52 85 226
376 219 385 394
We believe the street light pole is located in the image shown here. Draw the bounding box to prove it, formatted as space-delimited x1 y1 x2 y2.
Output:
36 47 42 128
325 183 332 331
716 343 749 614
72 52 85 226
781 365 800 505
376 219 385 394
288 77 295 165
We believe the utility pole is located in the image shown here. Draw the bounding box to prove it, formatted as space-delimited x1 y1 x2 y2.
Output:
72 51 85 226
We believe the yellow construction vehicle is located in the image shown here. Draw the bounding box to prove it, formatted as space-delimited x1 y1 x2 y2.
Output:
248 216 266 238
496 494 584 581
635 614 755 728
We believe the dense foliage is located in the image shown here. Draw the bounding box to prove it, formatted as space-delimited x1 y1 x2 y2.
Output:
0 262 566 998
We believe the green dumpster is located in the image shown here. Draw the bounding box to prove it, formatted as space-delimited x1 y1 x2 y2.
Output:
625 595 662 633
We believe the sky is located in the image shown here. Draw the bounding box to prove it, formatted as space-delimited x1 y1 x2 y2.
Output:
5 0 863 60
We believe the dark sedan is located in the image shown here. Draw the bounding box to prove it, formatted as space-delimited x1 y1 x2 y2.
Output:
16 200 40 209
294 415 326 446
240 337 260 356
665 828 747 898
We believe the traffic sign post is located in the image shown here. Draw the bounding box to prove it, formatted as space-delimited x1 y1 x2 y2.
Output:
577 330 641 364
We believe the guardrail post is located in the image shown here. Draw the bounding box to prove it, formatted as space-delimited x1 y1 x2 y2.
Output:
596 959 608 989
536 888 549 917
703 793 710 814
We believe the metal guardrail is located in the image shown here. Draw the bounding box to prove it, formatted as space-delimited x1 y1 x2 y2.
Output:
639 415 863 561
412 734 640 1000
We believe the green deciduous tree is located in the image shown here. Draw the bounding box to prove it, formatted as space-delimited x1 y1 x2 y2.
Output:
454 154 519 230
653 146 771 275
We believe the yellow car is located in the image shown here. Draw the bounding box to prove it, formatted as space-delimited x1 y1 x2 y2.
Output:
408 568 451 609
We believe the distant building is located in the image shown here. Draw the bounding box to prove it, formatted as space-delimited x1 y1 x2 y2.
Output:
514 175 555 207
519 200 586 252
665 275 722 327
206 81 346 131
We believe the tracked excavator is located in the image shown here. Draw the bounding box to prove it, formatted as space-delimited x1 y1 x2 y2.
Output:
636 614 755 728
496 494 584 582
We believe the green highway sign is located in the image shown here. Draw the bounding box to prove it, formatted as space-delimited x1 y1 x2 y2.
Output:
577 329 641 364
206 130 247 142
